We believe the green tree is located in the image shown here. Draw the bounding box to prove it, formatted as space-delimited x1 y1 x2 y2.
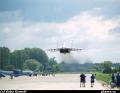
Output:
0 47 10 70
102 61 112 73
10 50 26 70
23 59 41 71
118 65 120 72
93 65 99 71
115 64 120 72
10 48 48 71
92 63 104 72
23 48 49 69
48 57 61 72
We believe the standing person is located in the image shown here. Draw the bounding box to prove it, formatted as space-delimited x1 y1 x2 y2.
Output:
33 72 37 77
10 74 13 79
80 73 86 87
116 72 120 87
111 73 116 88
111 73 115 83
91 74 95 87
112 73 117 84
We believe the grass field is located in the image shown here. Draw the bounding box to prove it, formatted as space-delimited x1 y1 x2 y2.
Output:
95 72 111 85
93 72 120 90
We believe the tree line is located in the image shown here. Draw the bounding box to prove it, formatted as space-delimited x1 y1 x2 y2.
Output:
1 46 119 73
93 61 120 74
0 47 61 73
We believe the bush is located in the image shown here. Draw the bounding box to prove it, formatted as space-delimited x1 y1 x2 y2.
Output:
5 65 15 71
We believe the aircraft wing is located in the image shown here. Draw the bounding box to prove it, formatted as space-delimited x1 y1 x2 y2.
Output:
48 48 60 52
0 70 13 76
0 73 6 77
70 48 83 51
22 70 33 76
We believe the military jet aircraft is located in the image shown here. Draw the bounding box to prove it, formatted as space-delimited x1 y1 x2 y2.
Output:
0 69 33 77
0 72 6 78
48 42 83 54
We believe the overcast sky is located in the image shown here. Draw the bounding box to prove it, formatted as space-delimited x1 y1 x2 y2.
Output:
0 0 120 63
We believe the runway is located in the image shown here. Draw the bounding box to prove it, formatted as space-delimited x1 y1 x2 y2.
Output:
0 74 109 90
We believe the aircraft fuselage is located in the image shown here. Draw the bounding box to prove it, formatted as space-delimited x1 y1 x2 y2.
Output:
59 48 70 54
